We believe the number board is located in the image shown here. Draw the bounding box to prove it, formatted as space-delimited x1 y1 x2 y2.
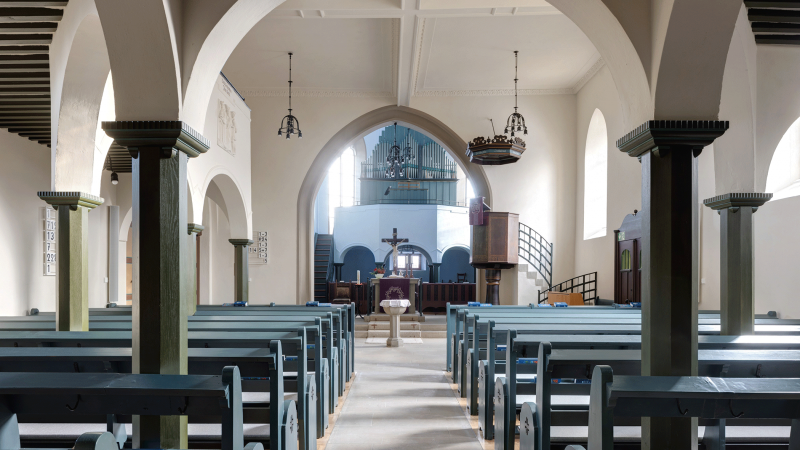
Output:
249 231 268 264
42 207 57 276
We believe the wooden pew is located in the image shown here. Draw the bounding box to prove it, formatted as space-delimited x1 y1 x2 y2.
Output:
0 367 290 450
562 366 800 450
0 316 336 426
526 342 800 450
487 329 800 448
0 343 308 450
0 330 310 450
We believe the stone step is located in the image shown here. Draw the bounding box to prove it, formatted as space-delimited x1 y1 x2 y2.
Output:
360 322 422 332
364 314 424 322
355 330 444 338
365 329 423 339
355 322 446 332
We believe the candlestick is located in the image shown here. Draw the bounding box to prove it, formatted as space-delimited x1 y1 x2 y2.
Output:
357 270 361 284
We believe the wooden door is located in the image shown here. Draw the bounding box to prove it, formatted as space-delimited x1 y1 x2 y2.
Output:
617 240 636 304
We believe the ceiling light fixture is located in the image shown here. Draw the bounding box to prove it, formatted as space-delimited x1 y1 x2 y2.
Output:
109 158 119 185
466 51 527 165
277 52 302 140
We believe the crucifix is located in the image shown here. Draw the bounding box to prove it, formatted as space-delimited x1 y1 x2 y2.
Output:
382 228 408 276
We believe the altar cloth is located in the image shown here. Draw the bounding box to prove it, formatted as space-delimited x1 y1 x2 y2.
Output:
380 299 411 308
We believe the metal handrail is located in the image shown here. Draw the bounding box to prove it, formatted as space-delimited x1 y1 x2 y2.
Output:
518 222 553 289
538 272 598 304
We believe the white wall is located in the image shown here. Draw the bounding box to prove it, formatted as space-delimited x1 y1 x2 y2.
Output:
199 195 234 305
573 65 639 300
0 133 56 315
333 204 470 264
412 94 578 285
755 195 800 318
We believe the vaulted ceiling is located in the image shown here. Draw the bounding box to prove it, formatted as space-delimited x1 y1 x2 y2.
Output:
0 0 65 147
222 0 601 104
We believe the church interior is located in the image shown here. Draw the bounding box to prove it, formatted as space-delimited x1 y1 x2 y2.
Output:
2 0 800 449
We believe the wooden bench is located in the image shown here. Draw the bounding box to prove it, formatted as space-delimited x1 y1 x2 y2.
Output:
524 342 800 450
0 330 311 450
0 343 310 450
0 316 337 428
488 329 800 448
0 367 292 450
560 366 800 450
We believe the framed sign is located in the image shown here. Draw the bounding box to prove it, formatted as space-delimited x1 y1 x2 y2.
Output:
249 231 268 264
42 207 56 276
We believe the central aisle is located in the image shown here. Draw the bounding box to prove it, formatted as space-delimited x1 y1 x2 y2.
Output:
323 335 483 450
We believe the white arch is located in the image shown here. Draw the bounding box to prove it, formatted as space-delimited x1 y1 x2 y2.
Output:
766 117 800 202
296 105 492 302
52 11 111 194
198 168 250 239
584 109 608 240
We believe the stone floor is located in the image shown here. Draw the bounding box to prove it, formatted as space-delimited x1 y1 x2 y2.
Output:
323 337 484 450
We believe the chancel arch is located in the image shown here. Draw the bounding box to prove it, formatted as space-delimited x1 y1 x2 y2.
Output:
297 105 491 303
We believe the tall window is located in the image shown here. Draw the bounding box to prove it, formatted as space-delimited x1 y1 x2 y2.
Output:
328 147 356 233
583 109 608 240
766 117 800 201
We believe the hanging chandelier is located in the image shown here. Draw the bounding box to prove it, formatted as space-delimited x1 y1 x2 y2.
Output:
466 50 527 165
385 122 414 178
277 52 302 139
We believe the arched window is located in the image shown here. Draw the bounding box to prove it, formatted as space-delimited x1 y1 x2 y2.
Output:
328 147 356 233
583 109 608 240
766 117 800 201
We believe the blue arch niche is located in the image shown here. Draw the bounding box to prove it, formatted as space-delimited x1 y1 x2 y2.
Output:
439 247 474 283
341 245 377 283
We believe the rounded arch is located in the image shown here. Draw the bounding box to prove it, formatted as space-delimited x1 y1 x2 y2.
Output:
441 243 471 257
546 0 652 128
440 246 474 284
338 243 376 263
381 244 434 268
765 116 800 202
52 12 111 194
584 108 608 240
296 105 492 302
199 170 250 239
339 245 376 283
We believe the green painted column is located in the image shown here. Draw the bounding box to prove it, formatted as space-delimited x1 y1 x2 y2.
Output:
703 193 771 336
37 192 104 331
187 223 204 316
617 121 728 450
103 121 208 449
229 239 253 304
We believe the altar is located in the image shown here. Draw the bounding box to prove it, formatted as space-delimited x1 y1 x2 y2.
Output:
370 277 420 314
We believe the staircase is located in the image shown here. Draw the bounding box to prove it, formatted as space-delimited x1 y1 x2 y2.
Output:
313 234 333 303
356 315 445 339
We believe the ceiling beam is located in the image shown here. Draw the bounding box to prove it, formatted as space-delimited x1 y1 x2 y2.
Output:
0 34 52 44
754 34 800 44
0 8 64 22
748 9 800 23
0 22 57 32
751 21 800 33
744 0 800 7
0 45 48 54
396 2 419 107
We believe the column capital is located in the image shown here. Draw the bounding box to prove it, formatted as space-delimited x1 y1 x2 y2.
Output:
37 191 104 210
102 121 209 158
229 238 253 246
703 192 773 212
187 223 204 235
617 120 729 158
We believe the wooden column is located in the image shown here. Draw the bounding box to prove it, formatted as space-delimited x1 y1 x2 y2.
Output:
103 121 208 449
703 193 771 335
187 223 204 316
108 205 119 305
431 262 441 283
229 239 253 304
37 192 104 331
333 262 344 282
617 120 727 450
485 269 501 305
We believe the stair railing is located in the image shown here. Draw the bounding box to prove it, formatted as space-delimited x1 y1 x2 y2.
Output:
518 222 553 289
325 238 335 283
538 272 598 304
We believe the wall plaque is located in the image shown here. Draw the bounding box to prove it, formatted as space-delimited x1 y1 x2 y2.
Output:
249 231 268 264
41 206 56 276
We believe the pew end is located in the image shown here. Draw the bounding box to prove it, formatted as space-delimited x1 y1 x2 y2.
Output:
72 432 118 450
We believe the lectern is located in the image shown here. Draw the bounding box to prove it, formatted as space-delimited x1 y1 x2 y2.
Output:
469 198 519 305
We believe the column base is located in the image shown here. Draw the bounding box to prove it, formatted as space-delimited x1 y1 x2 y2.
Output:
386 338 404 347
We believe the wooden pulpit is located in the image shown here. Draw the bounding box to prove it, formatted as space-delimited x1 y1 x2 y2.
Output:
470 203 519 305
